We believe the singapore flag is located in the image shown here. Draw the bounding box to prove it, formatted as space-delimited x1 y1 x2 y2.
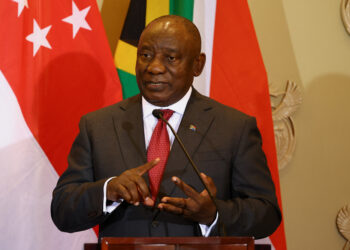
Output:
0 0 122 249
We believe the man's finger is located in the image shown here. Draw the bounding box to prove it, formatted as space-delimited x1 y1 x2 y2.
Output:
171 176 201 200
143 196 154 207
160 197 187 208
137 158 160 175
134 181 148 199
122 180 142 204
158 201 185 216
114 183 132 202
200 173 217 196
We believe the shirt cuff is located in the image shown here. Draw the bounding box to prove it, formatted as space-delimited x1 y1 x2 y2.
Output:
198 212 219 237
103 177 122 213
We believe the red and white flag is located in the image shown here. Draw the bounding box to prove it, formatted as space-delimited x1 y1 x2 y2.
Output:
193 1 287 249
0 0 122 249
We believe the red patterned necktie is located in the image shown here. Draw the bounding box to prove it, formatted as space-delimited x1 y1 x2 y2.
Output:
147 109 174 201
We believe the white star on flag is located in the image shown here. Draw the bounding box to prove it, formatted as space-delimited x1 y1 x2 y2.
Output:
62 1 91 39
12 0 28 17
25 19 52 56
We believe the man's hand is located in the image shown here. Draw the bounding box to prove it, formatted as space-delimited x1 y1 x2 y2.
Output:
107 158 160 207
158 173 217 225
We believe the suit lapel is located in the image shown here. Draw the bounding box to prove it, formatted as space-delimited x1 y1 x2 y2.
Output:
160 90 215 196
113 95 148 180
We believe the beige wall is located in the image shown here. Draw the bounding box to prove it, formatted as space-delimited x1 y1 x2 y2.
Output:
249 0 350 249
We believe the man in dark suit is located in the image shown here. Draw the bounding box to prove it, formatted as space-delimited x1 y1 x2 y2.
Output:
51 15 281 239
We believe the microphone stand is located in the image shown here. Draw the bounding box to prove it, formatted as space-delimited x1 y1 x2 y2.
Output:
158 113 218 209
154 110 226 235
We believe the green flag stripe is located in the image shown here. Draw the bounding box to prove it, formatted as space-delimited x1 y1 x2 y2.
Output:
169 0 194 21
117 69 140 99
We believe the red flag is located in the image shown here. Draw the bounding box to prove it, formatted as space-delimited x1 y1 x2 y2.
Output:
0 0 121 249
210 1 287 249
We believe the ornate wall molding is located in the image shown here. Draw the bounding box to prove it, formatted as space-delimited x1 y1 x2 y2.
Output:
341 0 350 35
337 204 350 249
270 81 302 170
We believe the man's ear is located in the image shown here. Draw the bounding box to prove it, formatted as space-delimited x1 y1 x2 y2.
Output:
193 53 206 77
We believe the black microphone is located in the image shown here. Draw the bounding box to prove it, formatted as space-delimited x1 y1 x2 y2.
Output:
152 109 220 219
152 109 164 120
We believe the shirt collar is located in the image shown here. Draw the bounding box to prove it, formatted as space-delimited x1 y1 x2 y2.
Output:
142 87 193 118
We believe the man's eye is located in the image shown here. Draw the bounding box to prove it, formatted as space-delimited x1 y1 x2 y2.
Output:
140 52 152 59
168 56 176 62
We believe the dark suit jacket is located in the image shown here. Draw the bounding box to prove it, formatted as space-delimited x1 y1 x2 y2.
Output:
51 89 281 239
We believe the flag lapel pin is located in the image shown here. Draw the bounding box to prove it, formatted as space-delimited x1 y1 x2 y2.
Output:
189 124 196 132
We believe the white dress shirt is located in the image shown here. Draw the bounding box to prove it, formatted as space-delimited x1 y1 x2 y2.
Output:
142 86 192 149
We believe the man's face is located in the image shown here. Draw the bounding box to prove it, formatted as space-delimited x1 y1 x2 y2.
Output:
136 20 204 106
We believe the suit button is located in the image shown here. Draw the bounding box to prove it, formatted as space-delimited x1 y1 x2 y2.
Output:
152 221 159 228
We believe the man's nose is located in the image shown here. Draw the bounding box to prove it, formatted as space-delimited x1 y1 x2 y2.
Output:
147 56 166 74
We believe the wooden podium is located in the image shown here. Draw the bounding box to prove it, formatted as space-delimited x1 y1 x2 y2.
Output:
85 237 271 250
